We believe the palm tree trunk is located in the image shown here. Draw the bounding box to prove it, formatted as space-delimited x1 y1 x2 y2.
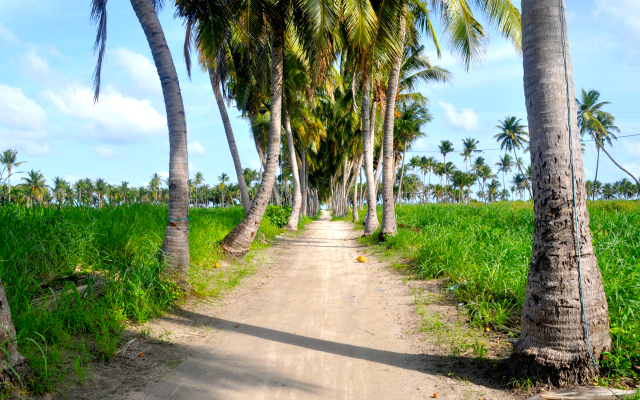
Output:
600 146 640 186
593 147 600 201
300 147 308 216
130 0 190 288
362 79 380 235
380 11 406 239
284 112 302 230
353 154 363 222
221 16 284 257
6 166 11 203
396 141 408 204
0 276 31 379
511 0 611 385
209 67 251 213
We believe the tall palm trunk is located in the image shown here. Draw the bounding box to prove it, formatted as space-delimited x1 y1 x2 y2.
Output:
396 141 408 204
600 146 640 186
362 79 380 235
380 10 406 239
130 0 190 287
353 154 363 222
221 17 284 257
511 0 610 385
209 67 251 213
6 166 11 203
284 113 302 230
299 147 308 216
593 147 600 201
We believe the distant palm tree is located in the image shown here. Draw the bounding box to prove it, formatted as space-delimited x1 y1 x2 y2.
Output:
52 176 69 205
494 116 528 173
438 141 455 185
0 149 26 203
150 173 162 203
460 138 480 172
496 154 514 202
95 178 108 208
218 173 230 207
193 172 204 207
22 169 47 205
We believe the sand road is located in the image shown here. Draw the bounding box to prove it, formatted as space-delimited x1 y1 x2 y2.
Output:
129 211 512 400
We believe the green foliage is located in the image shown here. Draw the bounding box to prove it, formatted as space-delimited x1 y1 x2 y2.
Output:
0 203 302 392
264 205 291 228
370 201 640 378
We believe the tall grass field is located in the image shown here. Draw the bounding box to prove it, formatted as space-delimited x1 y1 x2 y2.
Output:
359 201 639 380
0 204 307 393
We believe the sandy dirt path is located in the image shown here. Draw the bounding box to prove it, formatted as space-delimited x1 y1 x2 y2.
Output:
128 211 513 400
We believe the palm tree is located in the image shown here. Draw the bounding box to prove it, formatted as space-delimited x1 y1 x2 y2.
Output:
218 173 229 207
495 154 514 201
577 91 639 189
494 116 528 173
91 0 190 287
149 173 161 203
438 140 455 185
511 0 610 385
0 149 26 203
52 176 69 205
22 169 47 205
95 178 108 208
460 138 480 172
193 172 204 207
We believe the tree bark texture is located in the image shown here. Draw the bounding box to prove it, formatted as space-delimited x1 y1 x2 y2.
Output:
511 0 611 386
0 277 31 383
362 81 380 235
221 17 284 257
397 142 407 204
131 0 190 288
284 113 302 230
379 11 406 239
353 154 363 222
209 67 252 213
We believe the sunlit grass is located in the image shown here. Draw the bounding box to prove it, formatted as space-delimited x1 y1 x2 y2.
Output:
0 203 305 393
358 200 640 379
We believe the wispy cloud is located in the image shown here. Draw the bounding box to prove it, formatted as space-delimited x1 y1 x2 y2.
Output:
109 47 161 95
0 22 19 44
438 101 480 132
188 140 205 156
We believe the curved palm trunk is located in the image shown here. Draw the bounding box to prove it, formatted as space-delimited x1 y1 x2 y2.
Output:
284 113 302 230
362 81 380 235
511 0 611 385
209 67 251 213
221 18 284 257
380 11 406 239
396 141 408 204
131 0 190 288
352 154 363 222
601 146 640 186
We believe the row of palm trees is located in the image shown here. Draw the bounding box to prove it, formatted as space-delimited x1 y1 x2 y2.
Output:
0 0 625 383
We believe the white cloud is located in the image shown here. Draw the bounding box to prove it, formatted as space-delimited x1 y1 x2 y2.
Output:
94 146 115 158
20 48 51 76
189 162 197 173
438 101 480 132
0 84 47 130
188 140 205 156
0 22 19 44
594 0 640 35
626 141 640 158
623 164 640 178
109 47 161 95
42 83 166 143
22 142 53 156
159 171 169 179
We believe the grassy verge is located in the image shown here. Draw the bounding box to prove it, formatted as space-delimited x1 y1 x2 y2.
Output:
0 204 309 394
356 201 639 382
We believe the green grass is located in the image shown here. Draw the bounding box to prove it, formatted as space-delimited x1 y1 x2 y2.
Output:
0 203 306 393
358 201 640 380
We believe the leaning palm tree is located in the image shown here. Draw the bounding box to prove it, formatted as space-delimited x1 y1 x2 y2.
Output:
193 172 204 207
438 141 454 184
91 0 190 287
0 149 26 203
494 116 528 173
511 0 611 385
460 138 480 172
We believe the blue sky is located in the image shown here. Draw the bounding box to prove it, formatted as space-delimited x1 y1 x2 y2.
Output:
1 0 639 189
